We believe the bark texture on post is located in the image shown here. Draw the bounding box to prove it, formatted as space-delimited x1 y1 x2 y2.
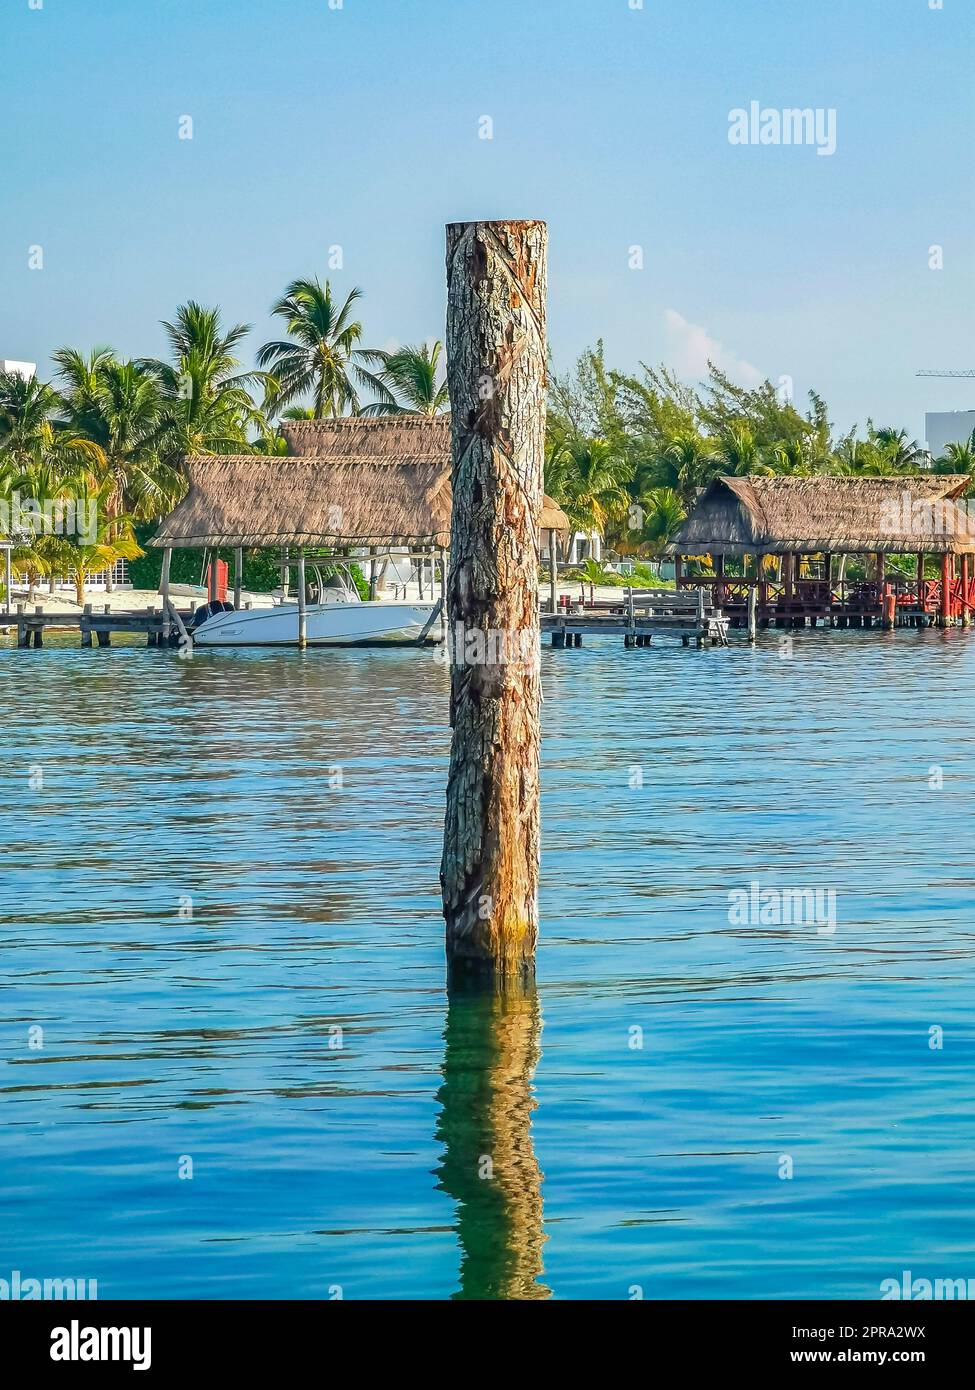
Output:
441 219 547 978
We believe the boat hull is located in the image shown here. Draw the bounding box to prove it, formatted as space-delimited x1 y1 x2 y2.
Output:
191 601 437 647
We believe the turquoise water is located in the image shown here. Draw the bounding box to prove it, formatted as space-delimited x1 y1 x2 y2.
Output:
2 630 974 1300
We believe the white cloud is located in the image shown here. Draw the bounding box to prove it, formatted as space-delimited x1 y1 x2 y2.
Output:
663 309 764 387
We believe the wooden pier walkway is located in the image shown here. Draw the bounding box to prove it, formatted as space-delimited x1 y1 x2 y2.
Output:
541 588 730 648
1 602 192 648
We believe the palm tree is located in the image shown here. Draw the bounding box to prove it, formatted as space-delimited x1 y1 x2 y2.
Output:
637 432 717 501
0 372 63 461
93 361 168 517
52 477 142 605
362 342 450 416
543 428 578 502
56 352 171 518
559 438 631 550
9 454 95 601
874 427 925 470
832 436 876 475
638 487 687 552
144 303 263 468
51 347 116 439
258 279 391 418
767 438 813 475
714 423 774 477
934 433 975 478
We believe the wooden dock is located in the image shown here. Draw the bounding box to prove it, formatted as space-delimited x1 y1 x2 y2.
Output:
541 588 729 648
1 602 193 648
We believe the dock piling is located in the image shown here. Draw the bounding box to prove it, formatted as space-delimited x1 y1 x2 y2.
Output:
297 551 308 648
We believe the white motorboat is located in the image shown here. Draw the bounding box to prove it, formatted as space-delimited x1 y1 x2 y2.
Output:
190 563 438 647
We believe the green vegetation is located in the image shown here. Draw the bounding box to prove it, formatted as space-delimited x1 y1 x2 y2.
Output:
543 343 975 556
2 288 967 602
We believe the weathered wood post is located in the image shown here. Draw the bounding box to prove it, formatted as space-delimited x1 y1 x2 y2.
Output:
234 546 243 609
747 577 757 642
548 530 557 614
441 219 547 979
160 547 173 644
940 553 952 627
962 555 971 628
437 545 447 643
296 550 307 648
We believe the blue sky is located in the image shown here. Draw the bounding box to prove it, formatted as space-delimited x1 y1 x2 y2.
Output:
2 0 972 438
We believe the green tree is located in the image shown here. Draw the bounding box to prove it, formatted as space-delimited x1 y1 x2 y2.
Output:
637 432 717 500
873 427 925 470
363 341 449 416
258 279 390 418
55 351 173 522
934 433 975 479
637 487 687 552
557 438 631 547
0 372 64 461
145 302 263 468
50 477 142 606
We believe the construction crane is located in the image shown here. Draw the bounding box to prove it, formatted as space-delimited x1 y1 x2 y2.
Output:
917 369 975 378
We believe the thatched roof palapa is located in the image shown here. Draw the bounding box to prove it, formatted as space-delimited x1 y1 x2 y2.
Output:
150 456 453 548
667 475 975 556
149 416 570 549
280 415 452 461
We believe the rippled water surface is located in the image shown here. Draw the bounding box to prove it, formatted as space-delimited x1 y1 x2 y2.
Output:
2 629 974 1299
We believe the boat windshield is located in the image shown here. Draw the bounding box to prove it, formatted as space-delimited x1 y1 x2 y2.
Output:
310 562 360 604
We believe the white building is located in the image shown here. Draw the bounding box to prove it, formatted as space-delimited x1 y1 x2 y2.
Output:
540 530 602 566
925 410 975 459
1 360 36 380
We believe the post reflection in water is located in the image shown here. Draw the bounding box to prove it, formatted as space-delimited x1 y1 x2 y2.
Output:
434 978 550 1300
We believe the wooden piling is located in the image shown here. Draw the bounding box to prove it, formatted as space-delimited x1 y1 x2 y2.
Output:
548 528 557 615
962 555 971 628
747 581 757 642
441 219 547 979
297 551 308 648
435 546 446 644
160 547 173 643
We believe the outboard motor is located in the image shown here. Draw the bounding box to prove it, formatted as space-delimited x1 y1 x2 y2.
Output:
191 599 235 629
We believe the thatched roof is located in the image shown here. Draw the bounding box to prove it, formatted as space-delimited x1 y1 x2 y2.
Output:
668 475 975 556
149 415 570 548
149 456 454 548
280 415 452 461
